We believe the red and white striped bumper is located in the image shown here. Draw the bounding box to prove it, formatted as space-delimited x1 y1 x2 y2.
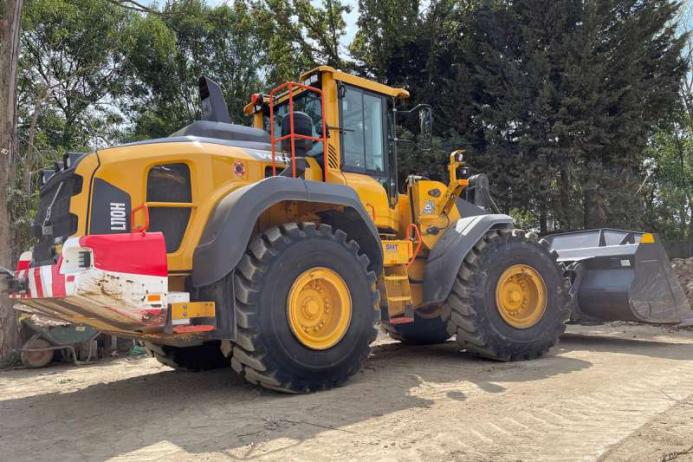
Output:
11 232 172 332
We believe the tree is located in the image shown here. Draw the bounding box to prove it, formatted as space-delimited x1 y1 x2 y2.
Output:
350 0 422 82
254 0 351 83
121 0 267 138
0 0 24 364
11 0 131 256
19 0 130 150
643 114 693 242
456 0 686 232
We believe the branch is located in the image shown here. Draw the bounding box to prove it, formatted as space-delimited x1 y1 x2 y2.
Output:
105 0 162 15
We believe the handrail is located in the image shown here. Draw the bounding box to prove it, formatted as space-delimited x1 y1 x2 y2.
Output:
405 223 423 268
268 81 328 180
130 204 150 234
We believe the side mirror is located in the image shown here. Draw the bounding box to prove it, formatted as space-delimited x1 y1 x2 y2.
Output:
394 104 433 151
417 106 433 151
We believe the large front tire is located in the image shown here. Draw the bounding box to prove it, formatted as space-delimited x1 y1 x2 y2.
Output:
443 229 570 361
230 222 379 393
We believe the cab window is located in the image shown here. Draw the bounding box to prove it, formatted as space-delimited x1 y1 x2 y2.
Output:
340 85 387 176
146 163 192 252
264 91 324 157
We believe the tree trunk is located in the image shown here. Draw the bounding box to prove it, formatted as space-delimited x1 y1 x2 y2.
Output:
539 203 548 235
0 0 24 364
558 166 572 231
583 183 607 229
23 86 47 194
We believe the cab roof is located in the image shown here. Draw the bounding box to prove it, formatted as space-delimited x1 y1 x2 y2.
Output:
243 67 409 115
300 66 410 99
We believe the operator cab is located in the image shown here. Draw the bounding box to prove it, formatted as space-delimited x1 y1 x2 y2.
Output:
245 66 432 232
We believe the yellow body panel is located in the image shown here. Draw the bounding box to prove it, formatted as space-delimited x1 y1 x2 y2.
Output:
409 179 461 251
94 142 264 271
342 172 399 231
381 240 413 266
70 153 100 236
171 301 216 322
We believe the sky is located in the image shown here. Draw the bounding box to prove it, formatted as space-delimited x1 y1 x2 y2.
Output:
342 0 359 45
180 0 361 45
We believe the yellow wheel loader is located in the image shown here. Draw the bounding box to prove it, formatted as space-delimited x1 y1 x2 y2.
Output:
8 67 691 392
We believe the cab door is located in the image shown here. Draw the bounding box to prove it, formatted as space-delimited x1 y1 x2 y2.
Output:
339 84 398 231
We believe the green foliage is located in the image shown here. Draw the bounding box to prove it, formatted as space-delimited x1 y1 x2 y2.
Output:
430 0 684 232
19 0 129 147
643 107 693 242
14 0 130 257
120 0 265 137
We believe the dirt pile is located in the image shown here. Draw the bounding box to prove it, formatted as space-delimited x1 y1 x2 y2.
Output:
671 257 693 307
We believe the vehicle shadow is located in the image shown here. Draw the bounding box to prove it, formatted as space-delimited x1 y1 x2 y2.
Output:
558 331 693 361
1 330 691 460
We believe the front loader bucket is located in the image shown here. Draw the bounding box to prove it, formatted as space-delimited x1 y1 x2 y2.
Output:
544 229 692 324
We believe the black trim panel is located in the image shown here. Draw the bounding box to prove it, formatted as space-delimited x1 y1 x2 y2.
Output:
89 178 132 234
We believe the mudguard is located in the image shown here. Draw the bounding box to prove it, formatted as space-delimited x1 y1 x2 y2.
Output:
192 176 383 287
423 214 513 304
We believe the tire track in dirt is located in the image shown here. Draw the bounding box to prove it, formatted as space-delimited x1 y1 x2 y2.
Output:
398 356 693 461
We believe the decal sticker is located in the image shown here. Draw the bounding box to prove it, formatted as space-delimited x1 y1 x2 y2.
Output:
423 200 436 216
233 160 247 178
109 203 128 231
245 149 290 163
386 243 398 252
90 179 131 234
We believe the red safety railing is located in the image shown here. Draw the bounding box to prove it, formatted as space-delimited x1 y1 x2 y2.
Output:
268 81 328 179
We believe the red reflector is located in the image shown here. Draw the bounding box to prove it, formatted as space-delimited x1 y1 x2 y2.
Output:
16 260 30 272
173 325 215 334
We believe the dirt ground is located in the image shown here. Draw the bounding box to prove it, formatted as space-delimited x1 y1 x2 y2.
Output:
1 324 693 462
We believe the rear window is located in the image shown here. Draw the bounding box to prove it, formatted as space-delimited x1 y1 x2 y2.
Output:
146 163 192 252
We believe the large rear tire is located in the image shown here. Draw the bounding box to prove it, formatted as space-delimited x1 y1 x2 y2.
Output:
145 341 229 371
443 229 570 361
229 222 379 393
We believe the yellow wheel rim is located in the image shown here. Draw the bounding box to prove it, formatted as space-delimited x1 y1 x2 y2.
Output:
287 267 352 350
495 264 547 329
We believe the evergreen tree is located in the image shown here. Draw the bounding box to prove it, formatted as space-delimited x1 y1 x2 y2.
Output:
458 0 686 231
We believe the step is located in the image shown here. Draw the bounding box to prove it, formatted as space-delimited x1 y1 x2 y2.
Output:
387 296 412 302
384 275 409 281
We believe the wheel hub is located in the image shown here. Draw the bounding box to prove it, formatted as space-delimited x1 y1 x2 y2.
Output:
287 267 352 350
495 264 547 329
